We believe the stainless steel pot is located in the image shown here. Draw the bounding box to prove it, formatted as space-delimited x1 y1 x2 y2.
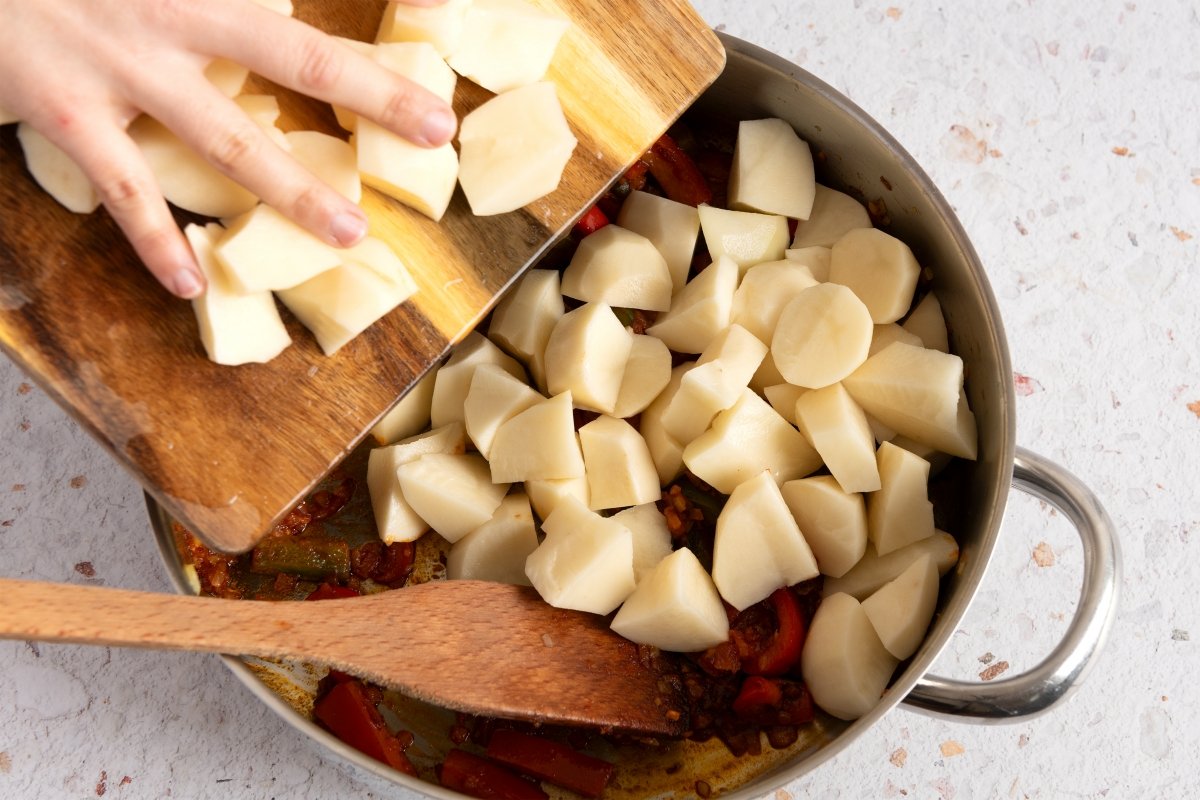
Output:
148 33 1120 799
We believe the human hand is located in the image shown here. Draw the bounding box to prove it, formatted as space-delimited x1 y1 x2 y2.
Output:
0 0 456 299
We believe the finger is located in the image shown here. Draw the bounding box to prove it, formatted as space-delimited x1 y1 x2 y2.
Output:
188 3 456 146
48 114 206 299
139 78 369 249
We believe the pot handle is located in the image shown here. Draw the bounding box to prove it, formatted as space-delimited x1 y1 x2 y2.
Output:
901 447 1120 722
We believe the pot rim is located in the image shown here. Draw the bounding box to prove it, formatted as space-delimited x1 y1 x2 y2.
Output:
148 32 1017 800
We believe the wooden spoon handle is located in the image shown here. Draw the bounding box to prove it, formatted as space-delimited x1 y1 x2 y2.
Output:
0 577 316 658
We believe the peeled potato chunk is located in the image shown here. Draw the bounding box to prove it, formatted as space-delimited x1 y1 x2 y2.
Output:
697 205 789 273
771 282 873 389
611 548 730 652
525 476 589 521
660 324 767 445
561 225 673 311
524 496 635 615
376 0 471 54
712 471 820 611
396 452 509 543
728 118 816 220
463 363 545 458
902 292 950 353
611 503 672 584
785 245 832 282
17 123 99 214
489 391 585 483
829 227 921 324
185 223 291 366
780 475 868 579
731 259 818 344
646 255 739 354
578 416 660 511
276 236 417 355
447 0 570 93
216 204 342 293
638 364 692 485
763 383 807 425
367 422 467 544
616 190 700 293
458 81 577 215
869 323 924 357
868 442 935 556
487 268 564 390
861 554 940 660
284 130 361 203
842 342 977 459
891 434 954 477
430 331 525 428
684 388 822 494
358 42 458 220
794 383 881 494
790 185 872 249
612 333 672 419
822 531 959 600
800 592 899 720
370 370 437 445
543 302 631 414
446 493 538 586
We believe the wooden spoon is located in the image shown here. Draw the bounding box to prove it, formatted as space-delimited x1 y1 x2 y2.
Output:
0 577 688 737
0 0 725 555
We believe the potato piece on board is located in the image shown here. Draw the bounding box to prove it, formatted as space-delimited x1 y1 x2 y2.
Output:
617 190 701 293
867 441 936 556
544 303 631 414
561 225 673 311
684 388 822 495
728 118 816 220
801 592 899 720
698 205 789 273
780 475 868 579
367 422 467 544
489 391 585 483
284 130 361 203
579 416 661 511
611 548 729 652
829 227 921 324
843 342 977 459
790 185 872 249
861 554 940 660
447 0 570 93
458 82 577 215
447 493 538 585
17 123 99 214
772 283 873 389
216 205 342 292
794 383 880 494
376 0 472 55
712 471 820 611
646 255 739 354
525 496 635 615
185 223 290 366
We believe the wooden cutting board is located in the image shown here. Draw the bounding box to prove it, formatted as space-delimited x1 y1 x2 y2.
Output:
0 0 724 553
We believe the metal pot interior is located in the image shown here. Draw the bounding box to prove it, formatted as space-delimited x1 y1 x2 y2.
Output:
149 34 1015 800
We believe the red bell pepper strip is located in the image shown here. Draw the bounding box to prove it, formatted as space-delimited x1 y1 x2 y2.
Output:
485 729 615 798
439 749 549 800
305 582 361 601
643 133 713 207
731 676 783 716
572 204 610 238
313 680 416 776
742 587 806 676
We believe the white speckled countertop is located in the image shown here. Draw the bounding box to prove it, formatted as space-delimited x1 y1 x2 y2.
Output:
2 0 1198 797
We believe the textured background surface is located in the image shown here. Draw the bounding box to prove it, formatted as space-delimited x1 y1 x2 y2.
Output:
2 0 1197 797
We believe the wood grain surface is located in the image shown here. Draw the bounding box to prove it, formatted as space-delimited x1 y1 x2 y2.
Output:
0 576 688 736
0 0 724 552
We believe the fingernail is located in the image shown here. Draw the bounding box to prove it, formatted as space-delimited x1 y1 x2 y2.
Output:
331 210 368 247
420 107 457 146
173 268 205 299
